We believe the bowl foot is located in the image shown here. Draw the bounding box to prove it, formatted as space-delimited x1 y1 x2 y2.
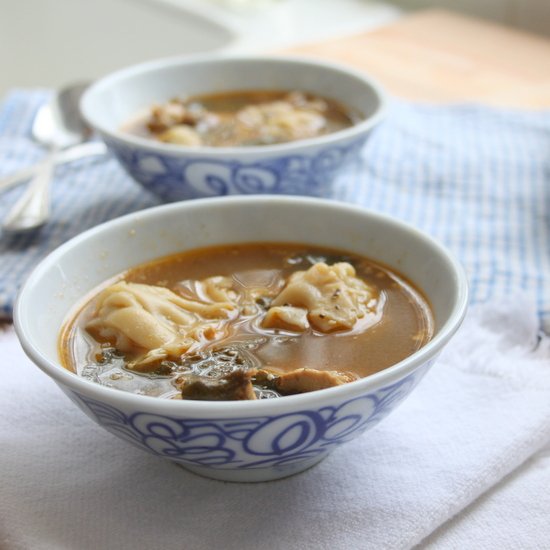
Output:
175 453 328 483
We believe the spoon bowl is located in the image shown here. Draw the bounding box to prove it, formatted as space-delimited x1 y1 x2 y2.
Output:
2 82 92 234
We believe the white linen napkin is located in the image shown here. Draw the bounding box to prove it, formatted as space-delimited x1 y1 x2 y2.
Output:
421 439 550 548
1 295 550 550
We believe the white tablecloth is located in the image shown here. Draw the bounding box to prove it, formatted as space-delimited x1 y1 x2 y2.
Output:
2 296 550 549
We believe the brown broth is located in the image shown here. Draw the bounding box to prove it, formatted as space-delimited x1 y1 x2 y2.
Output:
122 89 359 147
60 243 434 399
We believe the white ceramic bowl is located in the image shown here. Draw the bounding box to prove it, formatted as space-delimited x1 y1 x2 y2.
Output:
80 55 386 201
14 197 468 482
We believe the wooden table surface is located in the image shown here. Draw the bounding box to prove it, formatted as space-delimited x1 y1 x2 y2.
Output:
285 9 550 108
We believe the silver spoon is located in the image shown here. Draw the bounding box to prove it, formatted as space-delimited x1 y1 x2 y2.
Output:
0 141 106 196
2 83 93 233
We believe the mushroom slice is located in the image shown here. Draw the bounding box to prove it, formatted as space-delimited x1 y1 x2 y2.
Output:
274 368 357 394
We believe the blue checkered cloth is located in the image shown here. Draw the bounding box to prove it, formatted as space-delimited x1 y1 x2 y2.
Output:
1 91 550 329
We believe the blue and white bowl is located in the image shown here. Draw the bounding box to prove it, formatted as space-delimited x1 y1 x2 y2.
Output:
80 55 387 201
14 197 468 482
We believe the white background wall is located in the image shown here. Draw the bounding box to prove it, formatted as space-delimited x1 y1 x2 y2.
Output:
391 0 550 36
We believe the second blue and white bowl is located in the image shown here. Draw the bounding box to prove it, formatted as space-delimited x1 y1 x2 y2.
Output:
80 55 387 201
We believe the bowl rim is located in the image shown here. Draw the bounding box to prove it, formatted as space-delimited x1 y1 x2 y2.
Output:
80 53 388 158
14 196 468 416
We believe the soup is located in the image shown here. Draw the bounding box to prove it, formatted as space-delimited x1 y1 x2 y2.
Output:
60 243 434 400
122 90 359 147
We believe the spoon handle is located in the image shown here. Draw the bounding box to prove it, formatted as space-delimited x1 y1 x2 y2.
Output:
0 142 107 195
2 153 57 233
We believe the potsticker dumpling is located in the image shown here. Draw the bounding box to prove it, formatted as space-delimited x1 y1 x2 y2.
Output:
86 280 237 370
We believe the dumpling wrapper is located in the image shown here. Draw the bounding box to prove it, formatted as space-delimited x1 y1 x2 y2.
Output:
86 280 236 369
264 262 377 332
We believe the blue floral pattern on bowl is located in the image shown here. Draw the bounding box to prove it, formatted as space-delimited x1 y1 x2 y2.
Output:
70 362 431 476
107 136 368 201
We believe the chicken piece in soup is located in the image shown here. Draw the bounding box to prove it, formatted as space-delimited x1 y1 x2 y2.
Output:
60 243 434 400
122 90 359 147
